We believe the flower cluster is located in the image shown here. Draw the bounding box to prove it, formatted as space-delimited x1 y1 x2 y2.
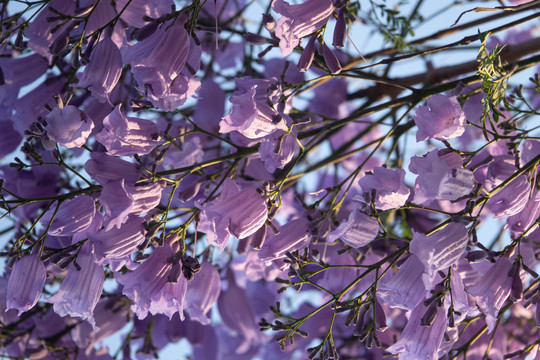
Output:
1 0 540 359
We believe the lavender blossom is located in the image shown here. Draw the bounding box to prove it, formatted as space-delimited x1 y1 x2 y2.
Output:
217 271 262 354
414 94 466 141
409 149 475 205
123 19 201 111
40 196 96 237
48 253 105 327
185 262 221 325
220 78 289 139
89 217 145 269
357 166 410 210
116 239 187 320
84 151 140 186
96 105 161 156
466 256 514 332
259 130 298 173
6 255 47 315
99 180 165 229
75 38 122 104
409 222 468 289
387 301 448 359
258 218 311 267
44 105 95 149
197 179 268 252
378 254 427 311
273 0 334 56
327 206 379 248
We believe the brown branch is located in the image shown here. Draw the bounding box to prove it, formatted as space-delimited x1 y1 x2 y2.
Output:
345 2 540 67
349 36 540 101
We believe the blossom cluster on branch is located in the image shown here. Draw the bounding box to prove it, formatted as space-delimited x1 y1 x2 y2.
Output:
1 0 540 359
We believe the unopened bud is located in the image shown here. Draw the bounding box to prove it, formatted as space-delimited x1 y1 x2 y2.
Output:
262 13 276 32
332 9 346 48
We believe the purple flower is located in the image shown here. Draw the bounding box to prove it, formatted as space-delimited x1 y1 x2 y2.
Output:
259 130 298 173
185 262 221 325
273 0 334 57
40 195 96 237
116 240 187 320
320 43 342 74
327 206 379 248
297 35 317 72
487 174 530 219
96 105 161 156
6 255 46 315
387 301 448 359
409 149 475 205
357 167 410 210
75 38 122 104
197 179 268 252
410 222 468 289
378 254 427 311
84 151 140 186
115 0 174 28
220 78 289 139
12 76 63 136
192 78 226 133
89 217 145 269
217 271 262 354
333 8 346 48
25 0 75 61
48 253 105 327
99 180 165 229
506 189 540 236
44 105 94 149
466 256 513 332
0 120 22 158
414 94 465 142
258 218 311 267
123 19 201 111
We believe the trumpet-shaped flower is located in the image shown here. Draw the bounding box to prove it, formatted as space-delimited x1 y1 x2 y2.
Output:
414 94 466 142
6 255 46 315
197 179 268 252
48 254 105 327
273 0 334 57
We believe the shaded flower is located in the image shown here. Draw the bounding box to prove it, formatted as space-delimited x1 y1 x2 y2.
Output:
123 19 201 111
185 262 221 325
84 151 140 186
259 130 298 173
48 253 105 327
387 301 448 359
96 105 161 156
258 218 311 267
6 255 46 315
117 239 187 320
197 179 268 252
75 38 122 104
99 179 165 229
44 105 94 149
89 217 145 269
466 256 513 332
217 271 262 354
